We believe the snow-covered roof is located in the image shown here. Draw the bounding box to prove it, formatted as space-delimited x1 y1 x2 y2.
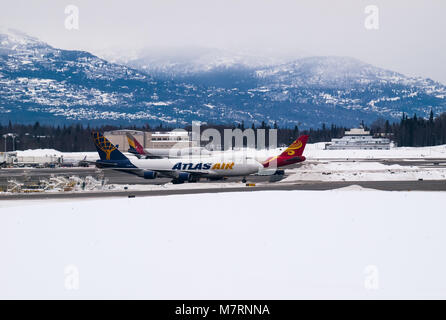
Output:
344 128 370 135
151 131 189 137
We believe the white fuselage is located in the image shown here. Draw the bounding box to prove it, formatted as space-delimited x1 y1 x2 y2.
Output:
128 155 263 177
143 147 211 158
141 147 286 163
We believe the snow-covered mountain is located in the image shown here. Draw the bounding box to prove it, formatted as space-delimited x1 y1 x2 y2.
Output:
250 56 446 125
96 46 304 77
1 28 446 127
0 28 48 54
0 28 182 124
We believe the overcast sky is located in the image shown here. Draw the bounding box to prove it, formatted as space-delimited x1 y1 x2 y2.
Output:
1 0 446 83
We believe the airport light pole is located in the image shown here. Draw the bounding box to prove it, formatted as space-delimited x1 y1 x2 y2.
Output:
2 133 18 152
2 134 7 152
11 134 17 151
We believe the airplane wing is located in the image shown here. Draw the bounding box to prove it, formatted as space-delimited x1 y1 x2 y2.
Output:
90 163 209 180
125 132 163 158
128 149 163 159
151 169 210 179
142 154 164 159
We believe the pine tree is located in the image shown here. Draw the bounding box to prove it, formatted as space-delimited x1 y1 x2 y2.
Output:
384 120 390 134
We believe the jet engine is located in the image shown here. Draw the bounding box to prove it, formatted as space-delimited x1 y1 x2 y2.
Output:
142 170 157 179
178 172 192 182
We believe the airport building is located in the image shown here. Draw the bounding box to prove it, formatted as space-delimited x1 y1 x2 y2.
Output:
325 127 391 150
104 129 197 152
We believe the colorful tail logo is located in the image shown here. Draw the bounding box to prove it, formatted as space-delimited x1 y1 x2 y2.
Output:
126 133 145 155
127 136 136 149
262 135 309 168
93 132 117 160
92 132 128 161
285 140 303 156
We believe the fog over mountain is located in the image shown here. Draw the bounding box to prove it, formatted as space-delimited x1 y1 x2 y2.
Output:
1 28 446 128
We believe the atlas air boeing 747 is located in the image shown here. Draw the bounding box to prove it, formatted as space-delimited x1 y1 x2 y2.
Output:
92 132 308 183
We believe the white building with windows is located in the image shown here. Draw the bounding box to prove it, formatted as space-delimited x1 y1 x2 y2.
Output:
325 127 392 150
104 129 197 152
148 131 195 149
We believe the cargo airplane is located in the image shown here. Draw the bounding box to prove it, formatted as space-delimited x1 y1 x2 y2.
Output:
93 132 263 183
127 131 309 168
92 132 308 183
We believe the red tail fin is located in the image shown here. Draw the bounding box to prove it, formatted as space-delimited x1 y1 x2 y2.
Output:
263 135 309 168
126 133 146 155
280 135 309 158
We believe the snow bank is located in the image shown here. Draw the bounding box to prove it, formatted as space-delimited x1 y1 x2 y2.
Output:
61 152 99 161
332 184 379 191
283 161 446 182
1 189 446 299
305 143 446 159
16 149 62 157
15 149 99 161
14 143 446 162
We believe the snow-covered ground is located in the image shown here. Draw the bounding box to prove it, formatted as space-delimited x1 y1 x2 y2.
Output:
15 143 446 161
283 161 446 182
1 189 446 299
9 144 446 186
117 181 248 191
16 149 99 161
305 142 446 159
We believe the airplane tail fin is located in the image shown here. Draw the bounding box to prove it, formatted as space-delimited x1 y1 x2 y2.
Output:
280 135 309 158
262 135 309 168
92 132 128 161
126 133 146 155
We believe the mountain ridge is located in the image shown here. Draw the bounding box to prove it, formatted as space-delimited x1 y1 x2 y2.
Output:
1 28 446 128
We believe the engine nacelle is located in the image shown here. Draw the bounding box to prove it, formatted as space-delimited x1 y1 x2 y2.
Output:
257 168 285 176
177 172 192 182
142 170 157 179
